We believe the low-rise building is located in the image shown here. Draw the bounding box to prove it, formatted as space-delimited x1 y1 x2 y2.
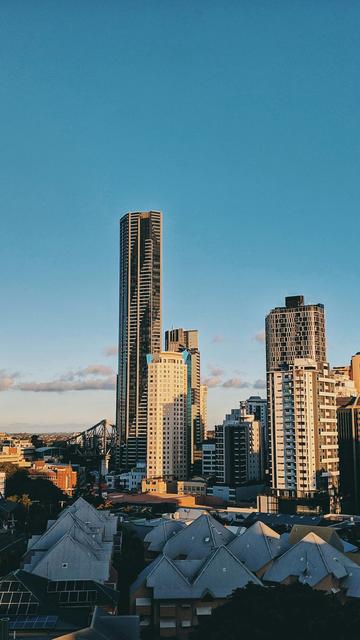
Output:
23 497 118 586
131 544 261 636
0 498 120 634
176 480 206 497
0 434 35 467
130 511 360 636
29 460 78 496
118 462 146 491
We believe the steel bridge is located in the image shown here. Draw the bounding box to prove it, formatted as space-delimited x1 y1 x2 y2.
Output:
58 419 118 461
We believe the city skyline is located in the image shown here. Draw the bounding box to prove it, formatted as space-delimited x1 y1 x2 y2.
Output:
1 1 360 432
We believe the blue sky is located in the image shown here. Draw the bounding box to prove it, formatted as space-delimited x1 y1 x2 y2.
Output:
1 0 359 432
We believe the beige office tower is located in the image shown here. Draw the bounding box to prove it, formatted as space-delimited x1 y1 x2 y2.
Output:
116 211 162 469
268 359 339 498
146 352 188 480
165 328 203 464
351 353 360 394
266 296 326 371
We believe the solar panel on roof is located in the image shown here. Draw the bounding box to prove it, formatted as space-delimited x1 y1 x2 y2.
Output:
8 615 58 630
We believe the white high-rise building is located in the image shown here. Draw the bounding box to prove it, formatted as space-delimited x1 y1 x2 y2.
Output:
165 328 204 464
268 358 339 494
146 351 188 480
265 296 339 512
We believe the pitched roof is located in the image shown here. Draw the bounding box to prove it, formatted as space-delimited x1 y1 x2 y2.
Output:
145 555 193 599
59 498 117 533
191 546 262 598
288 524 344 551
263 532 357 587
54 607 140 640
131 546 261 601
227 521 283 572
245 512 323 528
25 531 112 583
144 520 186 552
162 514 235 560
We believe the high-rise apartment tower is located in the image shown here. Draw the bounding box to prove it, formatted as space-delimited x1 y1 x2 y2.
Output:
165 328 204 466
116 211 162 469
265 295 326 371
266 296 339 512
146 351 188 480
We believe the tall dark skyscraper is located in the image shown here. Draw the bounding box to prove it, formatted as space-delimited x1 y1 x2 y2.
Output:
116 211 162 469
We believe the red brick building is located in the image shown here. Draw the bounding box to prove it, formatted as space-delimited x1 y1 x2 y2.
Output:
29 461 78 496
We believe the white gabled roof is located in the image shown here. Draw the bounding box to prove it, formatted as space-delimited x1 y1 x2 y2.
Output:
24 498 116 584
263 532 357 587
192 545 262 598
131 545 261 601
162 514 235 560
227 521 283 572
144 520 186 552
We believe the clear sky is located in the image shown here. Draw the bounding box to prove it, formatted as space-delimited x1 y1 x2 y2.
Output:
1 0 359 432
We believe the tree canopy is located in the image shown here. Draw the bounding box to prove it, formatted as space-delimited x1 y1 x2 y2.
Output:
5 468 65 504
192 583 360 640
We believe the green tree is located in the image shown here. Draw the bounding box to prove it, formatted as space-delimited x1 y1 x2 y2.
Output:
0 462 19 479
5 469 68 534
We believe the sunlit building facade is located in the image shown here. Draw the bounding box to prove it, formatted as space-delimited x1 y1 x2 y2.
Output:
146 351 188 480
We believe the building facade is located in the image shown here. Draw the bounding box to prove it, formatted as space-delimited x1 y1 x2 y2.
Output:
268 359 339 497
201 441 216 477
165 329 204 466
29 461 78 496
332 365 357 400
351 353 360 394
146 351 189 480
337 396 360 514
265 295 326 372
215 403 263 486
116 211 162 469
245 395 268 467
200 384 208 436
265 296 339 512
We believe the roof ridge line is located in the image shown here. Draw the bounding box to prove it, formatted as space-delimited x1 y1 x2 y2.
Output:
162 554 192 585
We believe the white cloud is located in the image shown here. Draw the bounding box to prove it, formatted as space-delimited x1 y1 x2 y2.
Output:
211 335 224 344
254 330 265 344
104 345 118 357
0 369 18 391
77 364 114 377
253 378 266 389
17 376 116 393
3 363 116 394
202 375 223 388
207 364 224 377
222 378 251 389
